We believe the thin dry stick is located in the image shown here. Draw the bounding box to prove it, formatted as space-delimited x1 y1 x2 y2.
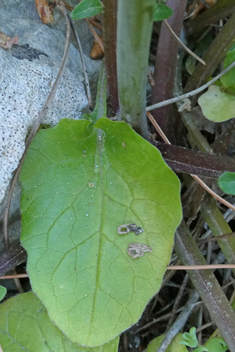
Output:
86 19 104 51
3 2 71 250
166 274 189 331
89 18 102 31
199 232 235 243
156 290 199 352
13 274 24 293
0 273 28 279
68 16 92 108
164 19 206 65
147 111 235 213
146 60 235 111
196 321 215 333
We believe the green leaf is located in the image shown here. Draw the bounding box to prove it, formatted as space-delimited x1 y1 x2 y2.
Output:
193 347 208 352
180 327 198 348
146 334 188 352
220 49 235 89
0 286 6 301
218 172 235 195
204 338 227 352
198 85 235 122
20 118 182 347
153 4 173 21
71 0 103 20
0 292 119 352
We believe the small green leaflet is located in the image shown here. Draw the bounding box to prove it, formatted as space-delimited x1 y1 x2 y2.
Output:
198 85 235 122
218 172 235 195
0 286 6 301
180 327 198 348
154 3 173 21
71 0 103 21
146 334 187 352
198 47 235 122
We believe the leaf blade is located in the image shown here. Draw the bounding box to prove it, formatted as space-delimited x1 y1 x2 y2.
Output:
71 0 103 20
153 3 173 21
0 292 119 352
218 172 235 195
198 85 235 122
20 118 182 347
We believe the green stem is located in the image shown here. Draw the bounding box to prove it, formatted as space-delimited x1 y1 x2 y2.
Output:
174 52 212 153
117 0 155 138
201 194 235 274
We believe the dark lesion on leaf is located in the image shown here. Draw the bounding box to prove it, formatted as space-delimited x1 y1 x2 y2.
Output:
118 223 144 235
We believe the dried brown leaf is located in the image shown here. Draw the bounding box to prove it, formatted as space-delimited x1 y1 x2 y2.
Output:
35 0 55 24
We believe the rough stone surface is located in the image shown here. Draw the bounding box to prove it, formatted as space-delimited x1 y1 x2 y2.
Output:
0 0 101 239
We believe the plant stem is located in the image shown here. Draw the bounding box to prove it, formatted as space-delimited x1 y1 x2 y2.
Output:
174 51 212 153
201 194 235 274
150 0 187 141
186 0 235 36
157 290 199 352
103 0 119 114
184 11 235 94
117 0 155 138
175 221 235 351
154 142 235 178
147 60 235 112
148 111 235 213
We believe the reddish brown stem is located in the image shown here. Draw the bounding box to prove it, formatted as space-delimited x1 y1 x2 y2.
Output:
103 0 119 114
155 142 235 178
151 0 187 141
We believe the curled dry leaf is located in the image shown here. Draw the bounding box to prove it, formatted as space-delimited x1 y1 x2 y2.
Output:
188 0 216 18
0 31 19 49
90 35 104 60
35 0 55 24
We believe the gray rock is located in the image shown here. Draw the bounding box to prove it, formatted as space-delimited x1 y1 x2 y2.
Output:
0 0 101 239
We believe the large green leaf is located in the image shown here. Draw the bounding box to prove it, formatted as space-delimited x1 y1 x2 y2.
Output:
198 85 235 122
20 118 182 347
0 292 118 352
